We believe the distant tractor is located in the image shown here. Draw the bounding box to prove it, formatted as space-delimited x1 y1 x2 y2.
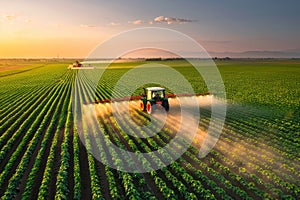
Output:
140 87 169 114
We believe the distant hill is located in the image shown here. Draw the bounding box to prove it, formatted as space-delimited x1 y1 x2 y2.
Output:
210 50 300 58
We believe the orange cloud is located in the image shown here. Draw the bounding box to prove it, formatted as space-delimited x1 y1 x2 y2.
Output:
110 22 120 26
4 14 17 20
129 19 144 25
80 24 97 28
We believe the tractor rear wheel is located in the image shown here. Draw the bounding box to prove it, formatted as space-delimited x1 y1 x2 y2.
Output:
163 100 169 112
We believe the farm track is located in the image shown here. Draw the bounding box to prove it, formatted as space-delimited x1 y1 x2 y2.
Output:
78 139 92 199
0 63 299 199
0 64 47 78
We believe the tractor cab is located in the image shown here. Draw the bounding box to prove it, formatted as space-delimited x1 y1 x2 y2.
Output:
147 87 165 101
140 87 169 114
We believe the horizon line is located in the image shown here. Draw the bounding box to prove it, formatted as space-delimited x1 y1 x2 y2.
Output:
1 57 300 60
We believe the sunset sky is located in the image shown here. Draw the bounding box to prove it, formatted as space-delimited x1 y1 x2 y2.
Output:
1 0 300 58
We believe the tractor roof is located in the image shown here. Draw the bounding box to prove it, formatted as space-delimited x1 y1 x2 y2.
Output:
146 87 165 91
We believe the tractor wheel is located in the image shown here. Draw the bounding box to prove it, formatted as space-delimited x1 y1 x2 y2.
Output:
163 100 169 112
140 101 145 111
146 101 153 114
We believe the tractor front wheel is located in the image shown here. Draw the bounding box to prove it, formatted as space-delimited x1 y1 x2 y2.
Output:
140 101 146 111
146 101 153 114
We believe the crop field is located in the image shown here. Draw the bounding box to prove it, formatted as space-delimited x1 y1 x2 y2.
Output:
0 59 299 199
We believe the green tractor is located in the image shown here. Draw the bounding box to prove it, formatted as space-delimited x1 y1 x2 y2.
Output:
140 87 169 114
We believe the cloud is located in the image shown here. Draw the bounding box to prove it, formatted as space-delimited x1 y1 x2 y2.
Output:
129 19 144 25
129 16 195 25
53 23 64 28
80 24 97 28
110 22 120 26
4 14 17 20
153 16 195 24
154 16 165 23
1 13 35 25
